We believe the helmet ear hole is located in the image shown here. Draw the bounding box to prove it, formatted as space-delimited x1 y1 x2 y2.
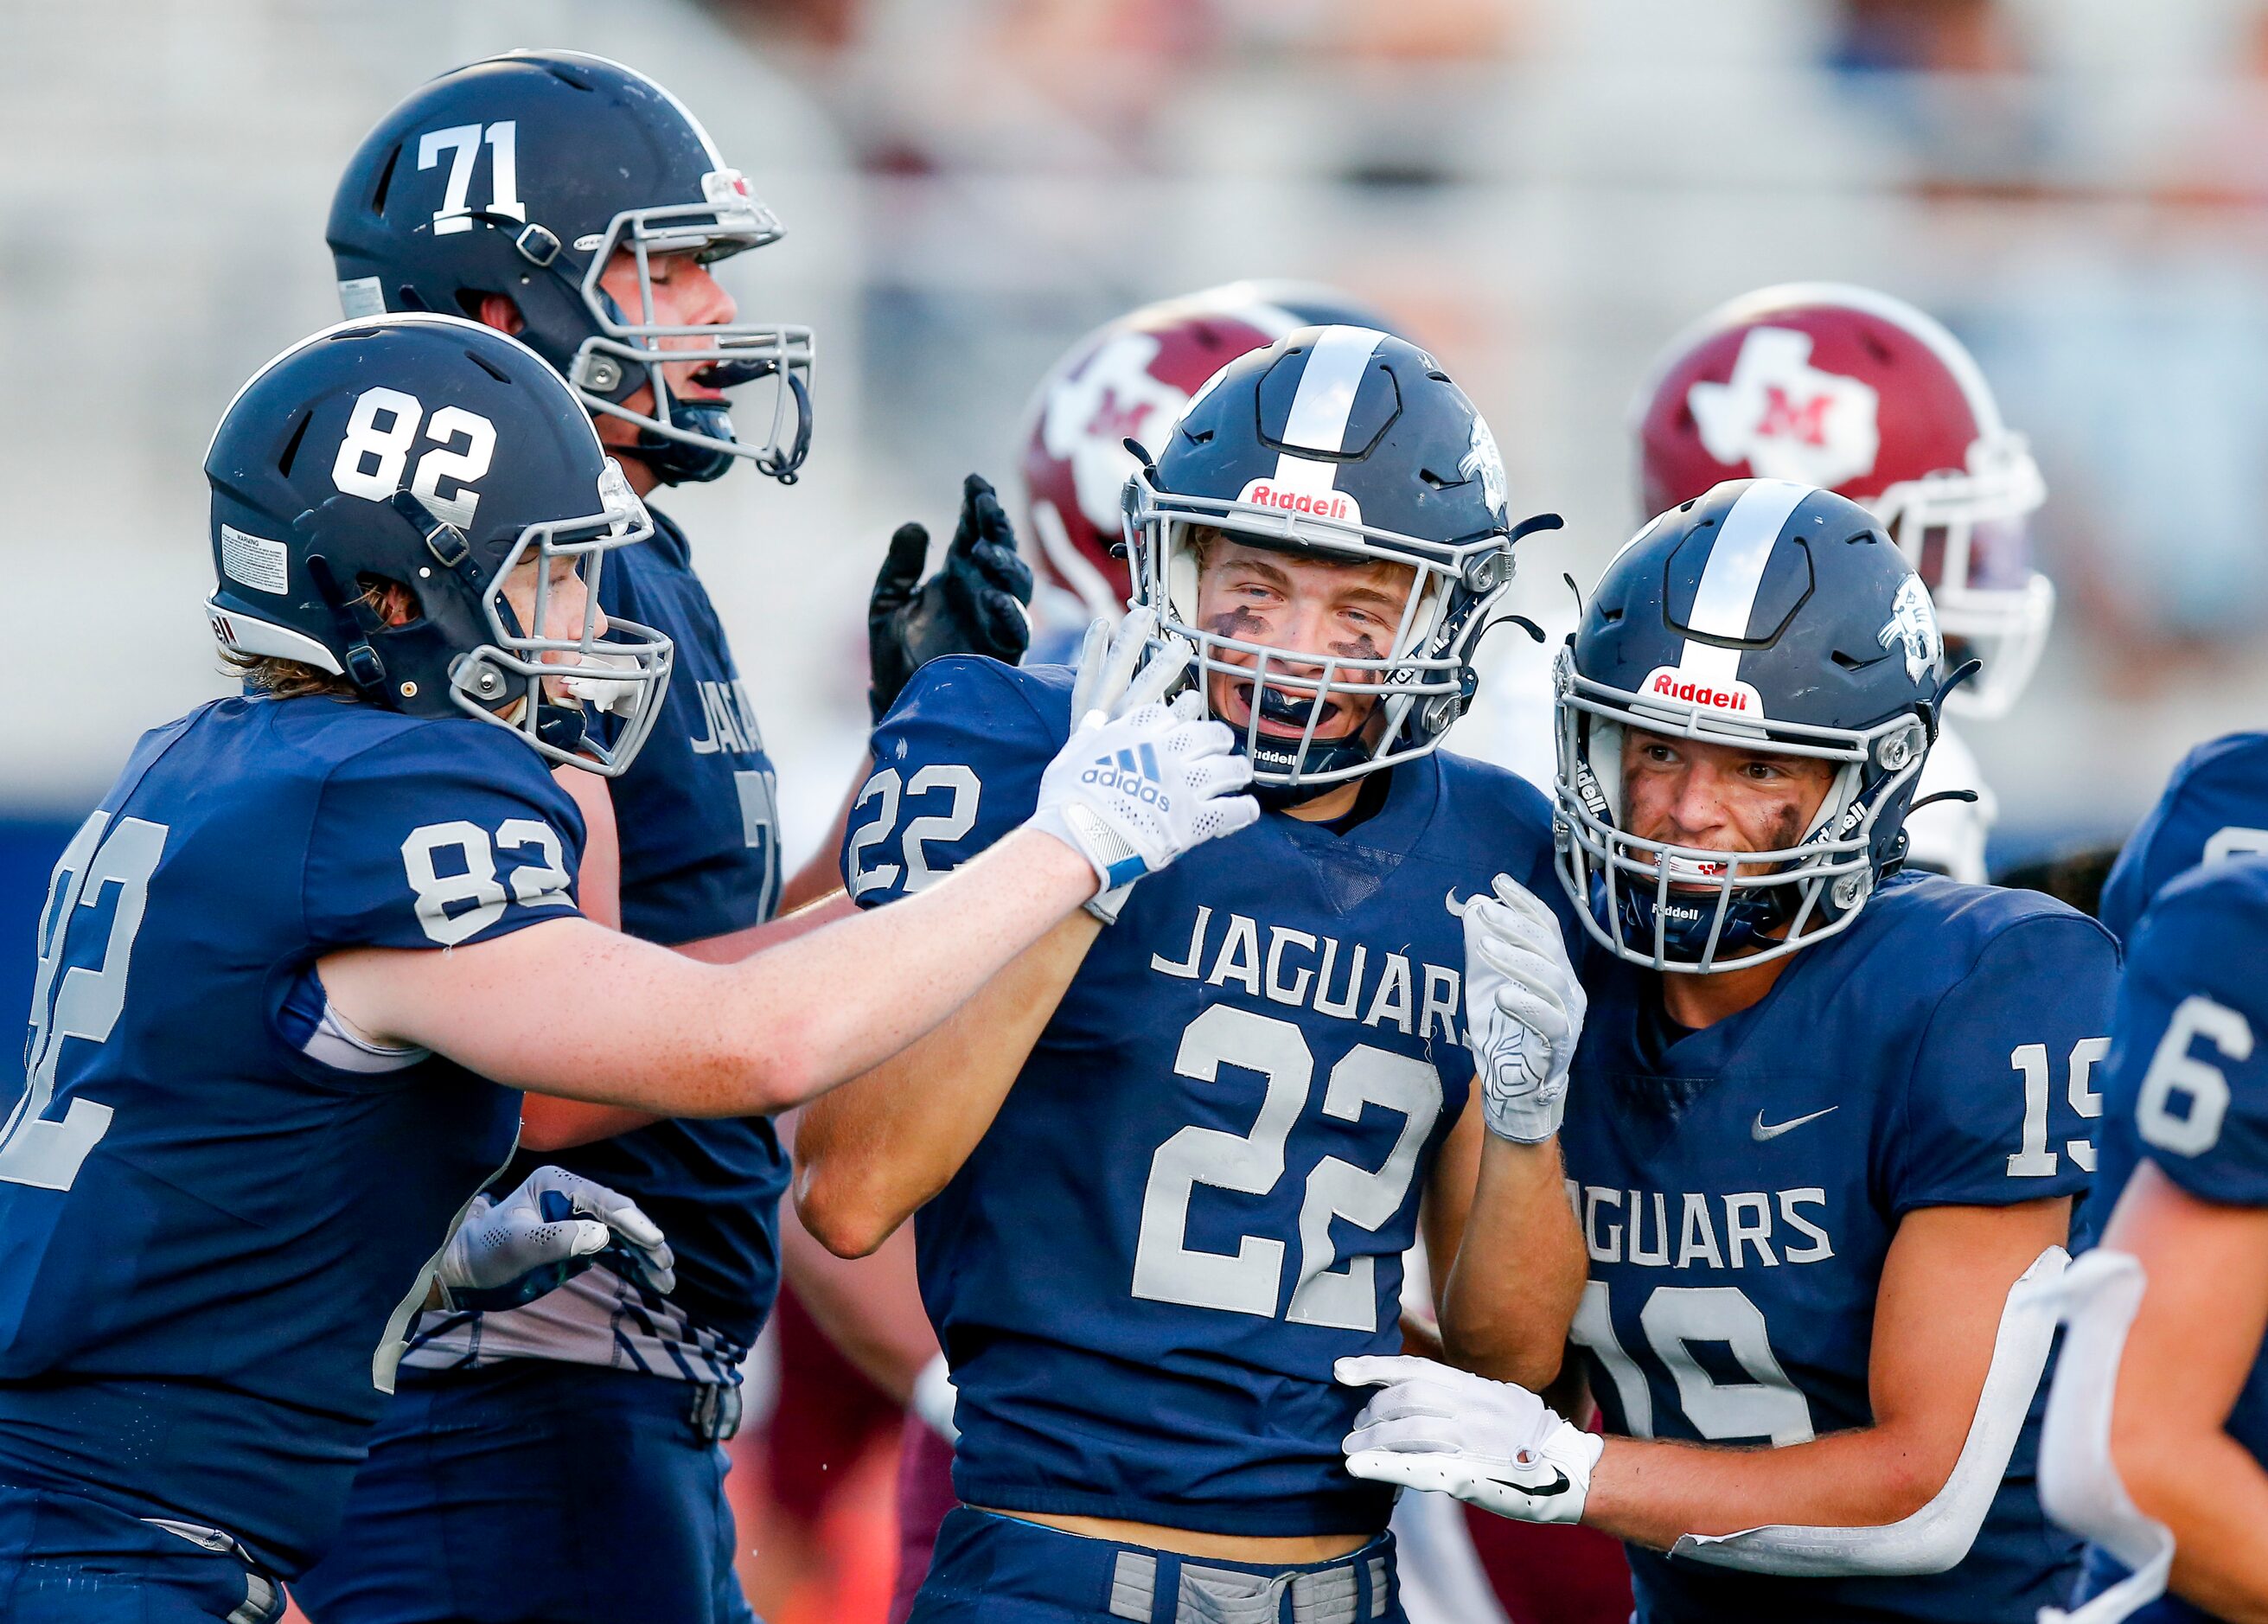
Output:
356 575 419 630
274 413 313 479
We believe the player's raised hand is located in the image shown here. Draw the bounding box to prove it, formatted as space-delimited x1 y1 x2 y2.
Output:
1456 875 1588 1142
1336 1354 1602 1526
867 473 1036 720
434 1166 676 1312
1031 611 1257 900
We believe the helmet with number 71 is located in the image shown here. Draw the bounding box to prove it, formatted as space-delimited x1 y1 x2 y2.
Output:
1556 479 1954 973
203 313 673 776
1632 283 2050 719
329 49 812 487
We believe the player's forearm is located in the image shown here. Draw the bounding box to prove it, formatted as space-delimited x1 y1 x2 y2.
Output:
1440 1135 1584 1389
795 910 1100 1256
1581 1423 1955 1550
699 827 1096 1113
350 828 1097 1119
2111 1426 2268 1621
516 896 857 1148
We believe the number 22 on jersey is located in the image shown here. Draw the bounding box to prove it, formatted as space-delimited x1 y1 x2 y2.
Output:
1132 1004 1441 1333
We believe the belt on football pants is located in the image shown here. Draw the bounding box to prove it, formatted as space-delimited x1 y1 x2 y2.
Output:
686 1378 743 1444
929 1507 1396 1624
1108 1544 1393 1624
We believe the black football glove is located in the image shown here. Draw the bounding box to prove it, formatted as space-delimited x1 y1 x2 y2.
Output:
868 472 1034 721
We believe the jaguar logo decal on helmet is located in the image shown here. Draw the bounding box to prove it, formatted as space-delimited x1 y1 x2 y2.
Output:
1460 415 1508 516
1879 575 1941 684
1687 327 1881 491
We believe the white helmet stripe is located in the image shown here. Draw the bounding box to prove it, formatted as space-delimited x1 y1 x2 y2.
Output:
1677 479 1810 691
1277 325 1383 454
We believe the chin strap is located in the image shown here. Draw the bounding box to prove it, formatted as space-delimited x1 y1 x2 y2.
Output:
1907 788 1982 817
1920 657 1984 745
1670 1246 2070 1577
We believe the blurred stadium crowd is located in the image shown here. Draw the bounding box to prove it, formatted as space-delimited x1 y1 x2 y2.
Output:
10 0 2268 1618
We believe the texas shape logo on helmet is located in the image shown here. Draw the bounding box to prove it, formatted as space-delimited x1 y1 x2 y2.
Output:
1688 327 1881 490
1043 330 1192 534
1878 574 1941 683
1460 415 1508 517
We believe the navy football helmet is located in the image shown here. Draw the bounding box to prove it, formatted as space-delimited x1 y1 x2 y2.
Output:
329 49 811 486
205 314 672 776
1126 325 1552 799
1556 477 1955 972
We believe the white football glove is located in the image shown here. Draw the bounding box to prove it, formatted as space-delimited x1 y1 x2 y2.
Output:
1065 612 1169 924
1338 1354 1603 1526
1030 610 1259 905
1457 875 1587 1142
434 1166 675 1312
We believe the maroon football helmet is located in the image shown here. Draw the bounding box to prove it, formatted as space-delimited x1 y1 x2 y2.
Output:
1013 281 1395 624
1632 283 2051 717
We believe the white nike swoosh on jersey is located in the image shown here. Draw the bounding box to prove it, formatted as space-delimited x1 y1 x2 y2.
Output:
1751 1106 1838 1141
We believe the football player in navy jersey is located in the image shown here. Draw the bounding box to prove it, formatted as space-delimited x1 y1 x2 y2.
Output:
796 327 1594 1622
2098 733 2268 942
2032 858 2268 1623
297 52 1031 1624
0 314 1251 1624
1339 479 2118 1622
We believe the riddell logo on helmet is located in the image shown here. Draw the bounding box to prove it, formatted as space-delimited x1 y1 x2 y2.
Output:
1641 667 1765 717
1237 477 1364 527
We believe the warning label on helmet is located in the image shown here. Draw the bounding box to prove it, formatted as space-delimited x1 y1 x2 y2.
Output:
221 525 290 596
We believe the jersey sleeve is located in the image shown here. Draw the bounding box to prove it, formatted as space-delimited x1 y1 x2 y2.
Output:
303 723 587 952
1886 912 2120 1215
2099 735 2268 943
2116 866 2268 1207
844 656 1067 910
2100 745 2207 942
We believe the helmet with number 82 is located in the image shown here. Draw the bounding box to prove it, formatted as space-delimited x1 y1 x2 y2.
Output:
204 313 672 775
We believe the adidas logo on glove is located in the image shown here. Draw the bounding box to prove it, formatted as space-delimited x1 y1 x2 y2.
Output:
1079 745 1172 812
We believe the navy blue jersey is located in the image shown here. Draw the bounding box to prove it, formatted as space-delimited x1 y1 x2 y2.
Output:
0 697 579 1574
2100 732 2268 943
847 655 1575 1537
424 507 789 1363
2086 857 2268 1493
1561 873 2117 1623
